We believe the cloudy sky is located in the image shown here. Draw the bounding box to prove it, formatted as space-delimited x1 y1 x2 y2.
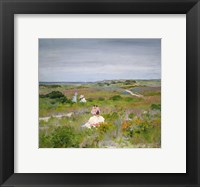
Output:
39 39 161 82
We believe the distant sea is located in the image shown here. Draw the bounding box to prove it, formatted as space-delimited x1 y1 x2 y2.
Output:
39 79 161 85
39 82 93 85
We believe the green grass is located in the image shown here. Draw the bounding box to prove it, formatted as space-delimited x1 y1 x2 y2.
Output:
39 80 161 148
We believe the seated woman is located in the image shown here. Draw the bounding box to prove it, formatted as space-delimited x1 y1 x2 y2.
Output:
79 95 87 103
91 105 100 115
82 110 104 128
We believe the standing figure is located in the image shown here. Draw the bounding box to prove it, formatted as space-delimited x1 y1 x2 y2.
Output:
72 92 78 103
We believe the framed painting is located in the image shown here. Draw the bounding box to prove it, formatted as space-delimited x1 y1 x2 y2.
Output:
0 0 200 186
38 38 161 149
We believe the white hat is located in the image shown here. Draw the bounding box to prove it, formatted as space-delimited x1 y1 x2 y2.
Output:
80 95 84 99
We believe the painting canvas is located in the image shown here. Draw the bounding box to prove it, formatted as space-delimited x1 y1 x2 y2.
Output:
39 39 161 148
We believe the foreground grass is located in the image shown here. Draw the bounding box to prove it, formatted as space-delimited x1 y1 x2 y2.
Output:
39 80 161 148
39 110 161 148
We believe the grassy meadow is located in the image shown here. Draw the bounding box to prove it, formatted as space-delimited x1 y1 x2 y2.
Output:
39 79 161 148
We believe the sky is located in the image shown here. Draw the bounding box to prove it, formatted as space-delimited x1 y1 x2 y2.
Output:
39 39 161 82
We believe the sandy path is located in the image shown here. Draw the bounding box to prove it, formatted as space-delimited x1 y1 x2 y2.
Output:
125 89 144 98
39 112 73 122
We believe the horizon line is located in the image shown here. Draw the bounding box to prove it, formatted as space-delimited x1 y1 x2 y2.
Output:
39 78 161 83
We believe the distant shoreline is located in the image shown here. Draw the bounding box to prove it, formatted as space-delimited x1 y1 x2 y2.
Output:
39 79 161 85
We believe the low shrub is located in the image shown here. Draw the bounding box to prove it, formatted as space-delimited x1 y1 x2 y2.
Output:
97 122 116 134
51 126 82 148
97 83 104 86
46 91 65 99
110 95 122 101
124 80 136 85
151 104 161 111
104 112 119 121
128 113 135 119
124 97 134 102
87 98 93 102
39 132 52 148
40 91 70 104
98 97 105 101
57 96 69 103
144 91 160 96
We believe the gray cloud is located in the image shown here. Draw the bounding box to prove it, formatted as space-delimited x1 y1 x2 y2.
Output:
39 39 161 82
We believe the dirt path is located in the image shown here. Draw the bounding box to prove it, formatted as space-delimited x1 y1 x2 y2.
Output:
125 89 144 98
39 90 143 122
39 112 73 122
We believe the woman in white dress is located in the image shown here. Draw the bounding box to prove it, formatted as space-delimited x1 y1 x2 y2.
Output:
72 92 78 103
82 110 104 128
79 95 87 103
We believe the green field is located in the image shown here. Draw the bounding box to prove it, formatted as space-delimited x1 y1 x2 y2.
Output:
39 79 161 148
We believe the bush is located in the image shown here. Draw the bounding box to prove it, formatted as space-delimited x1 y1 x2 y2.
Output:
46 91 65 99
39 132 52 148
124 97 134 102
97 83 104 86
40 91 70 104
144 91 160 96
97 122 116 134
111 81 116 84
57 96 68 103
130 125 161 146
151 104 161 111
87 98 93 102
39 95 45 98
40 91 65 99
98 97 105 101
124 80 136 85
104 112 119 121
128 113 135 119
110 95 122 101
51 126 82 148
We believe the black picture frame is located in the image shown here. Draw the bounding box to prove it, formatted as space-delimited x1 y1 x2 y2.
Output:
0 0 200 186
